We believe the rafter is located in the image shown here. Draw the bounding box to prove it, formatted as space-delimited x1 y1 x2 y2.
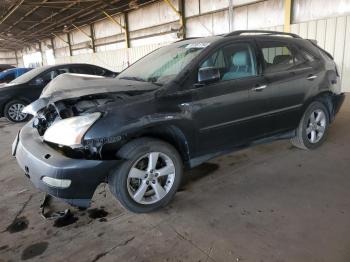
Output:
0 0 25 25
0 0 156 50
6 0 49 32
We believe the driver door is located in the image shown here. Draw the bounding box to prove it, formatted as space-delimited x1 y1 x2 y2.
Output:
191 41 270 156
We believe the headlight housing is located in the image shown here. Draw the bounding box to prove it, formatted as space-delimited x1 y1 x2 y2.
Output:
43 112 101 147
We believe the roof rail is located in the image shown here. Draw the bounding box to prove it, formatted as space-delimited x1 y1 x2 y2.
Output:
225 30 301 38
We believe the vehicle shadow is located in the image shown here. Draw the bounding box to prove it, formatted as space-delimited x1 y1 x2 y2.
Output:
179 162 219 191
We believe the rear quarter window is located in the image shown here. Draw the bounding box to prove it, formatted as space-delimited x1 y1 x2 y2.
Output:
259 40 307 73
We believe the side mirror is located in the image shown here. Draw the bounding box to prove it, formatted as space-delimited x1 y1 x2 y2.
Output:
198 67 220 85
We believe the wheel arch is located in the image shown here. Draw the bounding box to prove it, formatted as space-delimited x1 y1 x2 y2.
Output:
134 124 192 168
302 91 334 122
100 123 194 168
2 96 31 115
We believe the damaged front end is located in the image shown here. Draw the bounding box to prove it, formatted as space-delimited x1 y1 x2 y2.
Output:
26 93 127 160
13 73 157 208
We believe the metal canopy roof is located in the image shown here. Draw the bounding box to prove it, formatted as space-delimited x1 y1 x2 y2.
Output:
0 0 155 51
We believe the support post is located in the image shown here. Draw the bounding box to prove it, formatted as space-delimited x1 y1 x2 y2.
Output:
124 12 130 48
14 50 18 67
50 37 56 58
38 41 44 66
89 24 96 53
284 0 292 33
178 0 186 39
72 23 95 52
163 0 185 39
102 11 129 48
67 33 73 56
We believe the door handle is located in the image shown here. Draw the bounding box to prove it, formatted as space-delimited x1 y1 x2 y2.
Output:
252 85 267 91
307 74 317 80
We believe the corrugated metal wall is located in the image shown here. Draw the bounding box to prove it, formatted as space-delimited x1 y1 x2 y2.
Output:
16 0 350 92
0 51 17 66
55 42 169 72
290 17 350 92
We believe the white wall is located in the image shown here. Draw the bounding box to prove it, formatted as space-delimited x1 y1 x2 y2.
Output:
290 16 350 92
55 42 169 72
0 51 17 66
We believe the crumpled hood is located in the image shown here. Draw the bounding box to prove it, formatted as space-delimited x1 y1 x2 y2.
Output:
41 73 157 98
24 73 158 115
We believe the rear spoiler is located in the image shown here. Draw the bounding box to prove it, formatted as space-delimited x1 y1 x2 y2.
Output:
307 39 334 60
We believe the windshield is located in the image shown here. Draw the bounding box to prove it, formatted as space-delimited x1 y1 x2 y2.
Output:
10 66 50 84
117 40 216 85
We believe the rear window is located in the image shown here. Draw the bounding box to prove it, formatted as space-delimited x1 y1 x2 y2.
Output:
259 41 306 73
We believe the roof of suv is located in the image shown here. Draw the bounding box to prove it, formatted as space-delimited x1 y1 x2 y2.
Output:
174 30 305 49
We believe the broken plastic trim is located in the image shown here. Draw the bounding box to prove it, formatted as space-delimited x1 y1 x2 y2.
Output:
40 194 71 220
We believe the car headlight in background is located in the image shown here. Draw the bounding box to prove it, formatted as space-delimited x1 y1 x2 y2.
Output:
43 112 101 147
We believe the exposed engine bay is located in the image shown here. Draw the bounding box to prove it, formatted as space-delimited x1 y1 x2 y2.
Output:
31 93 130 160
33 93 123 135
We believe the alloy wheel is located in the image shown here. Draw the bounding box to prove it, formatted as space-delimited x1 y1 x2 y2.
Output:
8 103 27 122
127 152 176 205
306 109 326 144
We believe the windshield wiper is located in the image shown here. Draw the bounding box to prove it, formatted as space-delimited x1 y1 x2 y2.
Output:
119 76 146 82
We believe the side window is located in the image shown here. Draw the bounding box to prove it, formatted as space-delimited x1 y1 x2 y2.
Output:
201 49 226 69
200 43 257 81
57 67 69 75
92 66 106 76
40 70 58 84
69 66 91 74
39 68 69 85
69 67 84 74
259 41 306 73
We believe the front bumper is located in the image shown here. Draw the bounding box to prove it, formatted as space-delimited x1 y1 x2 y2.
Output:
12 122 121 208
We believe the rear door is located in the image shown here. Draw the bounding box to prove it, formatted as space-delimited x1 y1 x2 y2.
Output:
191 40 270 155
256 39 319 132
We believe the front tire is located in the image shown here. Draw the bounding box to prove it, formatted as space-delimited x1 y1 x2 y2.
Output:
291 101 330 150
108 137 183 213
4 100 29 123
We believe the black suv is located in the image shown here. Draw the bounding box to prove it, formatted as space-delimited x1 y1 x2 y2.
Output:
12 31 345 213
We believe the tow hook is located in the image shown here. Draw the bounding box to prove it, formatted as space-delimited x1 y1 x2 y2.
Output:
40 194 71 220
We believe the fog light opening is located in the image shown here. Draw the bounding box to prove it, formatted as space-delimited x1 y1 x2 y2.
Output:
42 177 71 188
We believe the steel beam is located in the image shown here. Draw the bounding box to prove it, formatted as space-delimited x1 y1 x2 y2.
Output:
50 38 56 58
6 0 49 32
178 0 186 39
284 0 292 33
102 11 125 29
102 10 130 48
0 0 25 25
90 24 96 53
67 33 73 56
51 33 68 44
163 0 185 39
72 24 93 39
124 12 130 48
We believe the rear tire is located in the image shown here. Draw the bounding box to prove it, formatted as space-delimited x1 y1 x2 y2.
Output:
4 100 29 123
108 137 183 213
291 101 330 150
